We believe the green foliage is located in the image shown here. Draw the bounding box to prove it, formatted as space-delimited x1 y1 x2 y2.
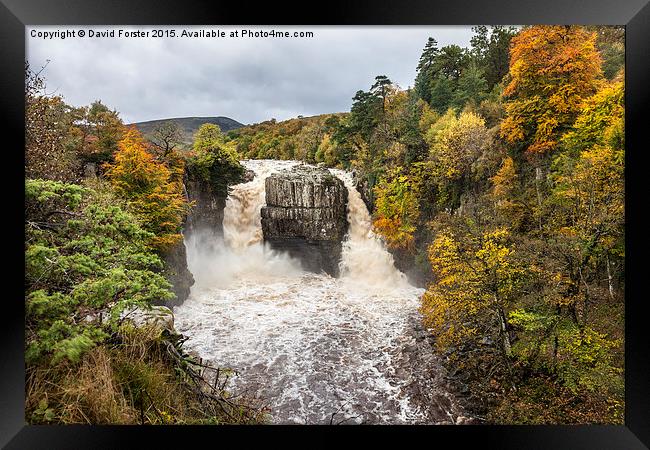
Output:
186 123 245 196
25 178 173 366
470 25 518 90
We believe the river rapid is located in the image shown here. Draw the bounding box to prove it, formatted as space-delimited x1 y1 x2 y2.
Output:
174 159 465 424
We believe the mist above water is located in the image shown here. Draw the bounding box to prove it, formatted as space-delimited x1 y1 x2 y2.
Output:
185 160 303 289
174 160 463 424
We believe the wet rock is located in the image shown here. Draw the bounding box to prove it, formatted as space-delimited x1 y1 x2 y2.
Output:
242 169 255 183
185 178 228 238
261 166 348 276
159 238 195 308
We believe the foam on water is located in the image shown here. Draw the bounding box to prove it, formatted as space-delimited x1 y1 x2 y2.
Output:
174 160 462 424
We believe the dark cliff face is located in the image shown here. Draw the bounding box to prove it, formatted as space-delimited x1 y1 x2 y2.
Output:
185 167 252 238
353 171 374 214
261 166 348 277
160 177 225 308
185 179 228 239
159 239 195 308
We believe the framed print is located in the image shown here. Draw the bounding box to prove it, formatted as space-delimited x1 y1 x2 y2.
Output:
2 0 649 447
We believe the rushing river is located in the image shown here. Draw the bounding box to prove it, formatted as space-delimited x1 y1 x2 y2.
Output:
174 160 465 424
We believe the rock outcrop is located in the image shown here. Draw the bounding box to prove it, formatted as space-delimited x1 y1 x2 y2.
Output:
160 239 195 307
261 166 348 276
184 168 252 238
185 178 228 238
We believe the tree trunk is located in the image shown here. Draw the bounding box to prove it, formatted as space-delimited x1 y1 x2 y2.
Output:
497 304 512 357
606 253 615 300
535 166 543 232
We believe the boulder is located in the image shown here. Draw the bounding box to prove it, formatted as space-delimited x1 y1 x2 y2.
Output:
122 306 175 332
261 166 348 276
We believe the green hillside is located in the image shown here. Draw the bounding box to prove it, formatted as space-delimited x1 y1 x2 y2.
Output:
132 116 245 146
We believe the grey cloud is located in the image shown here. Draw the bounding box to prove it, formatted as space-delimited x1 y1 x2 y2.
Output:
27 26 474 125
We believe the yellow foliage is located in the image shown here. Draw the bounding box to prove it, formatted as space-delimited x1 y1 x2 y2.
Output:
421 227 526 352
373 169 421 250
491 156 517 199
426 110 489 180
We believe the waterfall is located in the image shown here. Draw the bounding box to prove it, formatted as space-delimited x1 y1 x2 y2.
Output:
331 169 410 291
185 159 302 289
175 159 464 425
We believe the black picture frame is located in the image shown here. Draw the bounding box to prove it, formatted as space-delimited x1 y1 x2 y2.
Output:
2 0 648 447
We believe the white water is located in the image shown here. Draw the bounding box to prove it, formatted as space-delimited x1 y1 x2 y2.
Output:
174 159 463 424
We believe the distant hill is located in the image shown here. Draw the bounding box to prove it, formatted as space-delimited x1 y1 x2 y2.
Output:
130 116 245 146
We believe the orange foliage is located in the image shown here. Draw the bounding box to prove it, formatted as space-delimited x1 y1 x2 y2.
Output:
500 26 603 156
103 127 187 250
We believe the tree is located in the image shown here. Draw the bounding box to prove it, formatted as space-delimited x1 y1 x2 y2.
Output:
429 76 456 114
586 25 625 80
349 89 382 141
453 62 488 109
500 26 603 156
150 121 184 156
373 168 421 250
560 81 624 156
421 226 527 358
186 123 244 197
428 45 472 113
425 110 490 182
71 101 126 165
470 25 518 90
489 156 528 228
414 37 440 104
25 179 173 366
104 127 187 250
370 75 393 114
25 63 81 182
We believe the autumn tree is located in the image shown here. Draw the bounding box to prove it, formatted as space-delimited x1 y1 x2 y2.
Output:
500 26 603 156
424 110 491 210
488 156 532 230
104 127 187 250
426 110 485 180
547 81 625 307
70 101 126 165
25 63 81 182
373 167 421 250
421 226 527 359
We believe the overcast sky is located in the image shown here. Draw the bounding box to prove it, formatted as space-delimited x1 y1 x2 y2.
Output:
27 26 475 125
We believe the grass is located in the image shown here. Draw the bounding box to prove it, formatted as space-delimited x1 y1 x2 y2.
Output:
26 323 269 425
